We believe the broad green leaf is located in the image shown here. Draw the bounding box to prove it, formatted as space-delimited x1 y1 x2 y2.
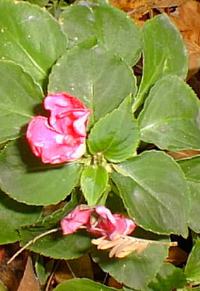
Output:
0 61 43 144
20 227 91 259
19 195 90 259
0 0 67 86
54 278 119 291
138 76 200 151
60 4 141 65
81 165 108 206
34 191 79 228
0 191 42 244
0 139 82 205
185 240 200 284
59 6 96 48
133 14 187 111
112 151 189 236
48 46 136 121
92 243 168 290
147 263 186 291
179 157 200 232
88 96 140 162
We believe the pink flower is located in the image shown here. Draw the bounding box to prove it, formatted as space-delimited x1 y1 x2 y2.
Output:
26 93 90 164
61 205 92 235
60 205 136 240
88 206 136 239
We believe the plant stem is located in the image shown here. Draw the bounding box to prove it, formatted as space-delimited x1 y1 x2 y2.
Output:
7 228 60 265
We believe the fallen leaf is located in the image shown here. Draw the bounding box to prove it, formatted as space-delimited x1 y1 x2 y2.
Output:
0 245 26 291
167 246 188 266
54 255 93 284
167 150 200 160
107 277 123 289
169 0 200 78
110 0 188 24
17 257 40 291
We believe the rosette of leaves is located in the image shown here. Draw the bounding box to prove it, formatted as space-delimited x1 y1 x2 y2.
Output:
0 0 199 290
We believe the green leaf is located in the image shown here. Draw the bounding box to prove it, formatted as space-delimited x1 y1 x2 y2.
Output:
88 96 140 162
35 257 54 286
179 157 200 233
138 75 200 151
147 263 186 291
185 240 200 284
112 151 189 236
133 14 188 111
48 46 136 121
0 0 67 87
59 6 96 48
19 193 90 259
0 139 82 205
54 278 119 291
0 191 42 244
92 243 168 290
32 191 79 229
60 4 141 65
0 61 43 144
20 227 91 259
81 165 108 206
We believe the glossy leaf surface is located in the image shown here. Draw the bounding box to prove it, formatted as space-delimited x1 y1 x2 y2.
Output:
0 0 67 86
112 151 189 236
60 4 141 65
48 46 136 121
88 96 140 162
0 61 42 144
139 76 200 151
0 139 82 205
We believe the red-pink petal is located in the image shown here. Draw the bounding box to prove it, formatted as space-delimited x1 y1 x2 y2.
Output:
61 205 92 235
44 93 90 136
26 116 86 164
44 92 87 117
111 214 136 239
87 206 136 239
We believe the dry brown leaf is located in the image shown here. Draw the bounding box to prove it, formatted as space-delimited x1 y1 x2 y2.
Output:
110 0 188 23
54 255 93 284
107 277 123 289
169 0 200 78
17 257 40 291
167 150 200 160
0 245 26 291
167 246 188 265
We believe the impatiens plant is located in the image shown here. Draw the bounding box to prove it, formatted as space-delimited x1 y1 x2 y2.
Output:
0 0 200 290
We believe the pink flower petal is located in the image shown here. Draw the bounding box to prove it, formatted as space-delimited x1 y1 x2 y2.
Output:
44 92 86 114
60 205 92 235
26 116 86 164
26 93 90 164
111 214 136 239
60 205 136 239
88 206 136 239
